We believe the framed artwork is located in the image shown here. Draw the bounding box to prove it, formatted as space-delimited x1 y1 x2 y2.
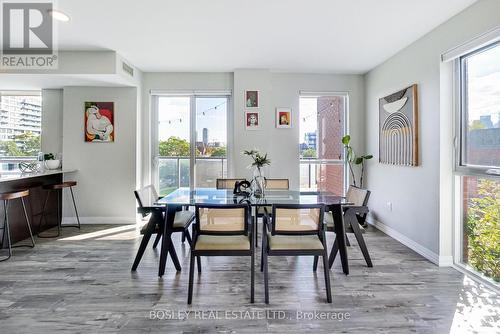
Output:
84 102 115 142
379 84 419 166
276 108 291 128
245 111 260 130
245 90 259 108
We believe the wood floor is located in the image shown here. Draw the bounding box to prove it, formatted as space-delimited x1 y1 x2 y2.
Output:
0 224 498 333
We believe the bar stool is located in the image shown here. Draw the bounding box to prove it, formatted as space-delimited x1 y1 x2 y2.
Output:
0 189 35 262
38 181 81 238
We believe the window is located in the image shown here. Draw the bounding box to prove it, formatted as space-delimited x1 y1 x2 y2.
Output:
456 42 500 284
299 94 347 195
152 93 229 196
0 91 42 173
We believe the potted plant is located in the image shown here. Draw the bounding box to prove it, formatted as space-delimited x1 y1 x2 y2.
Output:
243 149 271 196
44 153 61 170
342 135 372 188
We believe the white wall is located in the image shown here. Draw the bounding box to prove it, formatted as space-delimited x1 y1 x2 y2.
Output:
141 71 364 190
62 86 138 223
364 0 500 259
41 89 63 154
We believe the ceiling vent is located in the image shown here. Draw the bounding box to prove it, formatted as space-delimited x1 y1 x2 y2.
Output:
122 61 134 77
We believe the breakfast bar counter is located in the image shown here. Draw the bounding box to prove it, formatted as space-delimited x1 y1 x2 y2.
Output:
0 169 77 244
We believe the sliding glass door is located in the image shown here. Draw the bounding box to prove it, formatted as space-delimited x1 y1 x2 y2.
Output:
299 94 347 195
455 42 500 285
153 94 229 195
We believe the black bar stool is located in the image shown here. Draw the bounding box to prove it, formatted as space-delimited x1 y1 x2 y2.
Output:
0 189 35 262
38 181 81 238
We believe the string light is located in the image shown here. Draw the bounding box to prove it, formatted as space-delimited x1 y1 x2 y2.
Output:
160 101 227 125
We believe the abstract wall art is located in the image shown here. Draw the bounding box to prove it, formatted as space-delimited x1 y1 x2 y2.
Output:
379 84 418 166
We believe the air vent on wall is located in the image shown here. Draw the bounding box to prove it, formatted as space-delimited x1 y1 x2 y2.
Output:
122 61 134 77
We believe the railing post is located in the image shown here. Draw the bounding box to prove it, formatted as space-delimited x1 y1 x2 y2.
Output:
177 157 181 188
308 162 311 189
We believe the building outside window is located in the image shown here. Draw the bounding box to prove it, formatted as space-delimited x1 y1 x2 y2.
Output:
0 92 42 173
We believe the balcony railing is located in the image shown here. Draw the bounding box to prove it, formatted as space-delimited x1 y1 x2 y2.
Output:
300 158 345 195
157 156 227 195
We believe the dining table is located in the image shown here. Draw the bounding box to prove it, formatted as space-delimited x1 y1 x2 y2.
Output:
138 187 350 277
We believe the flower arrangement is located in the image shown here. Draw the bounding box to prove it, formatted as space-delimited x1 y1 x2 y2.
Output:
243 149 271 169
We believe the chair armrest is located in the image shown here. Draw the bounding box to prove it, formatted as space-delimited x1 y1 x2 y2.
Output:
137 206 164 215
343 205 369 215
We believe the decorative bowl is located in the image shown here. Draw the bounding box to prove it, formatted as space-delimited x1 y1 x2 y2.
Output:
45 160 61 170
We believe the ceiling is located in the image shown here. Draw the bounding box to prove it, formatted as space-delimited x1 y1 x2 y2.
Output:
50 1 478 73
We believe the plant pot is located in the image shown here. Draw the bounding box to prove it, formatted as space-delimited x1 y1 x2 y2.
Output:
44 160 60 170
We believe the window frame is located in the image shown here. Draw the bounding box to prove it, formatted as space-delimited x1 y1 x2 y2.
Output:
298 92 349 194
150 91 232 191
455 41 500 176
452 40 500 289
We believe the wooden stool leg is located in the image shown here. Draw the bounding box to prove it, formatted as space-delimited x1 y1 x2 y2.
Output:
0 200 12 262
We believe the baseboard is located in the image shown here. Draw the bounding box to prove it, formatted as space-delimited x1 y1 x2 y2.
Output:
368 218 440 266
62 216 136 225
439 255 454 267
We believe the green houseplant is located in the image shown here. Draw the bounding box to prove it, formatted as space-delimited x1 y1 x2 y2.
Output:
342 135 372 188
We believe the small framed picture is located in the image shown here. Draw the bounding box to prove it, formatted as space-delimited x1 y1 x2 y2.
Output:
245 111 260 130
245 90 259 108
276 108 291 128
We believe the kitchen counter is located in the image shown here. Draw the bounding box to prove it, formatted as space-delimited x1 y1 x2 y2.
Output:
0 169 78 245
0 169 77 183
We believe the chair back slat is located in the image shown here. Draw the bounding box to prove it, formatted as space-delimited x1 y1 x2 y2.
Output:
196 204 249 235
346 186 369 206
216 178 247 189
134 185 159 208
264 178 289 190
271 204 324 235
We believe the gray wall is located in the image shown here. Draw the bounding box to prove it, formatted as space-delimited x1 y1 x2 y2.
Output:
41 89 63 154
141 70 364 190
364 0 500 255
233 70 365 189
62 86 138 222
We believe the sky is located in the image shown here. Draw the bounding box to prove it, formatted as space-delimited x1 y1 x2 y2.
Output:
467 43 500 125
299 97 317 144
158 97 227 144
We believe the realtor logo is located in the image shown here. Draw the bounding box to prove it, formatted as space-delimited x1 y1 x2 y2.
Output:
1 1 58 69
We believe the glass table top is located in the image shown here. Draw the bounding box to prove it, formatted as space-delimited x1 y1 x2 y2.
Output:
152 187 345 207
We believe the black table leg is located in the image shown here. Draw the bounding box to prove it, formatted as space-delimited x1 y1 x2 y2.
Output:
331 206 349 275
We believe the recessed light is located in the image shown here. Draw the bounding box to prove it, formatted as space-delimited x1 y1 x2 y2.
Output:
49 9 70 22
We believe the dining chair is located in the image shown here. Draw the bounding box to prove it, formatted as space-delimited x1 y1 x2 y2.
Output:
131 185 195 271
261 204 332 304
254 178 290 246
188 203 254 304
323 186 373 269
216 178 247 190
